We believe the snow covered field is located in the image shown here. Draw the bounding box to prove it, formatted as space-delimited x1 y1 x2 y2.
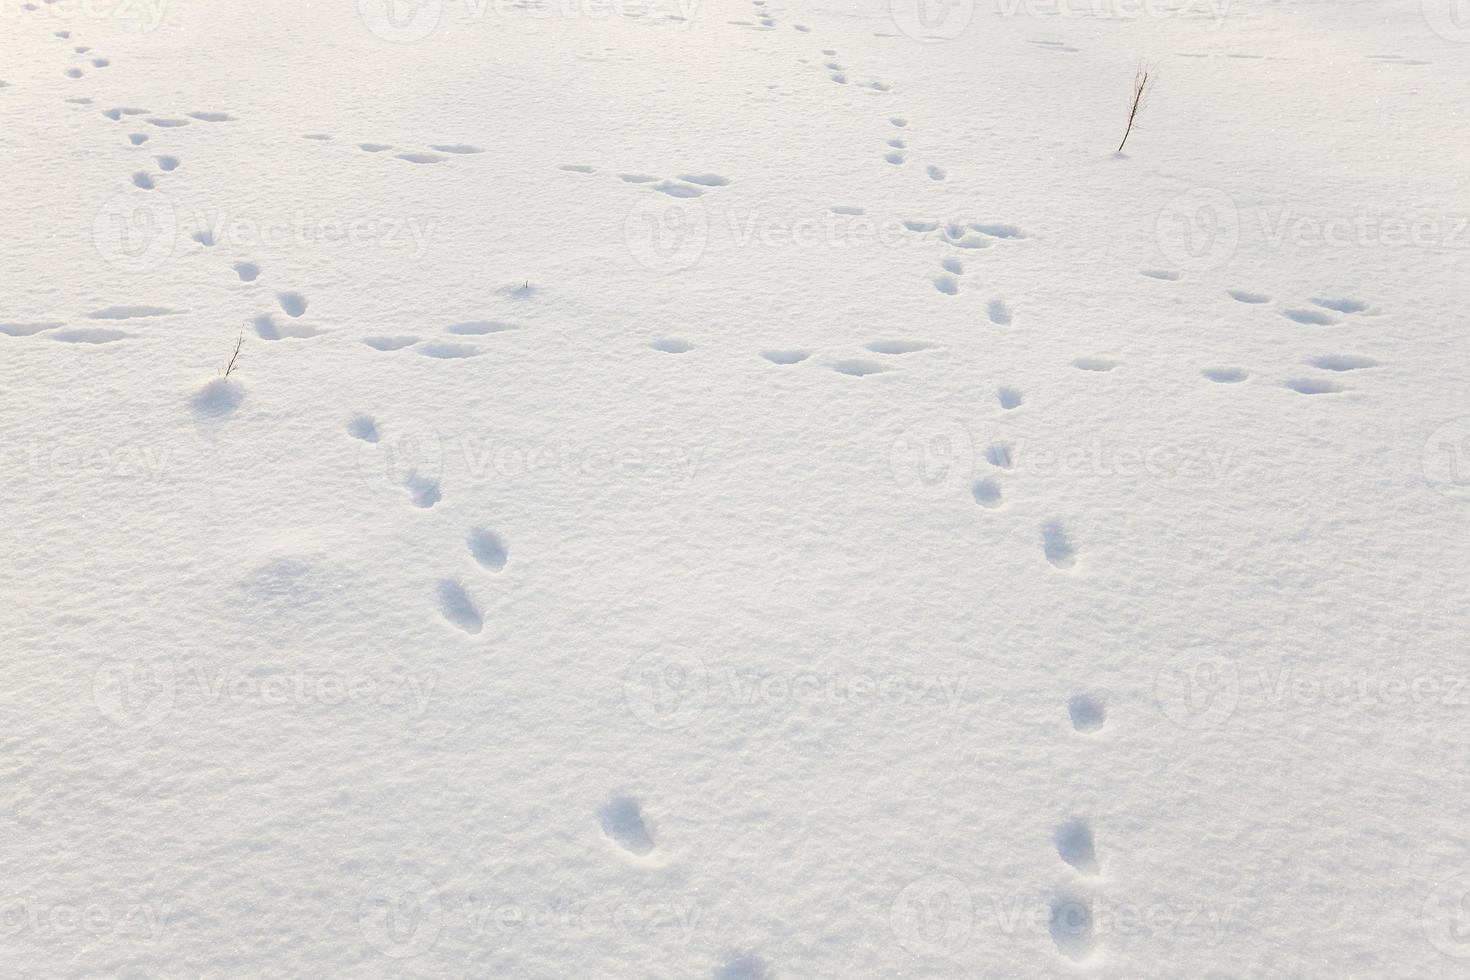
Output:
3 0 1469 975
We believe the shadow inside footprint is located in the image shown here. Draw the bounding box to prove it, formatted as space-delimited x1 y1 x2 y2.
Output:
469 528 507 571
437 580 482 634
598 796 655 856
1055 820 1099 876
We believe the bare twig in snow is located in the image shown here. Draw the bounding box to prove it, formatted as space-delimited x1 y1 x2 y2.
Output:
221 327 244 378
1117 67 1152 154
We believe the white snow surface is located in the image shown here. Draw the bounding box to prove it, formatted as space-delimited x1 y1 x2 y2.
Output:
2 0 1469 976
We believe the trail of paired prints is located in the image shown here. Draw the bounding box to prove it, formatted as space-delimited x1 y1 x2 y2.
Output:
1140 272 1385 396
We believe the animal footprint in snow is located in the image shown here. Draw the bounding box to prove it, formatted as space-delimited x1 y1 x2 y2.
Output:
598 796 655 856
468 528 507 571
653 180 702 198
867 339 936 355
276 292 307 317
417 342 480 359
253 314 325 341
934 275 959 295
347 414 379 442
558 163 594 173
831 359 888 377
1284 378 1345 395
131 172 154 190
0 322 62 337
1203 367 1248 383
50 328 127 344
1227 289 1270 304
650 338 693 353
972 478 1001 509
940 258 963 275
437 580 482 634
363 335 419 351
677 173 731 187
1042 521 1076 570
717 954 771 980
397 152 443 164
1067 694 1106 733
446 320 517 335
1073 357 1117 372
987 299 1012 326
926 165 946 181
1141 269 1181 281
986 443 1014 469
761 349 810 365
233 262 260 282
1312 297 1368 314
997 387 1023 410
430 144 482 154
359 143 393 153
1055 819 1100 876
1307 354 1378 371
1281 308 1337 326
1049 897 1096 962
406 473 442 508
187 111 234 122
